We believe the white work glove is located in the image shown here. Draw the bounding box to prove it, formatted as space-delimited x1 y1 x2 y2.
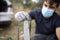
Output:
15 11 31 22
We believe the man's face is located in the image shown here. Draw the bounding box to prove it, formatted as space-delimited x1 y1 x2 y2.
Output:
43 1 57 11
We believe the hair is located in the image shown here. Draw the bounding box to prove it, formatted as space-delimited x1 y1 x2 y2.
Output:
45 0 60 7
0 0 8 12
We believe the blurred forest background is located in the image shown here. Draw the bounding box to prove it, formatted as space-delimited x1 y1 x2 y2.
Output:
11 0 44 9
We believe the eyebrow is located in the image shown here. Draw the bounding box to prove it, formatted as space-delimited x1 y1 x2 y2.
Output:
44 3 56 9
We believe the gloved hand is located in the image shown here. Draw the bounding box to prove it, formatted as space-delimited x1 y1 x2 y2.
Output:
15 11 31 21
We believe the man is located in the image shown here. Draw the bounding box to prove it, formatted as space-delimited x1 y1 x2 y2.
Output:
15 0 60 40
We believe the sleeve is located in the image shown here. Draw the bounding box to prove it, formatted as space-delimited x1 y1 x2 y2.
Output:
29 10 35 19
55 16 60 28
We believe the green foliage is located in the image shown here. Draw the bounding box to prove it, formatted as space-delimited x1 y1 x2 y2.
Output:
29 2 37 9
10 0 44 9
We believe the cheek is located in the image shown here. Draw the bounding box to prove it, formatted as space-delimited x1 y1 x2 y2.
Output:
52 7 57 11
54 7 57 9
54 8 57 11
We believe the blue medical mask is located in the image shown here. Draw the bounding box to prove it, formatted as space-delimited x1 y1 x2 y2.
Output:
42 6 54 18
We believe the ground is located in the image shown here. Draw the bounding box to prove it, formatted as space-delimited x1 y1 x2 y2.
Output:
0 20 35 40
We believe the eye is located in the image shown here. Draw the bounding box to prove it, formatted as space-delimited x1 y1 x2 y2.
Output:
44 4 48 7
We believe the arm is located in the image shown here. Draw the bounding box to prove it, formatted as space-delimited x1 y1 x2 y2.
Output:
55 16 60 40
56 27 60 40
